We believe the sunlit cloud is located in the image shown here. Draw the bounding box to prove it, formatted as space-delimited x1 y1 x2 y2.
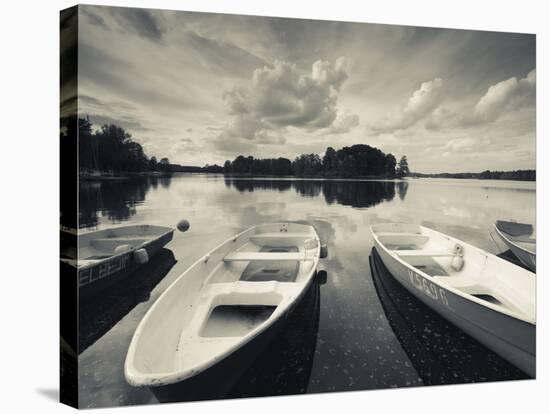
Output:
74 5 536 172
367 78 444 135
426 69 536 130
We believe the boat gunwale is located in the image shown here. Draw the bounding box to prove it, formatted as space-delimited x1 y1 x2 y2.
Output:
493 223 536 257
124 222 321 388
370 224 536 325
369 247 536 367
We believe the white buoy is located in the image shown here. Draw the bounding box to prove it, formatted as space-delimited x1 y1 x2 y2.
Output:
177 219 190 232
114 244 133 254
451 255 465 272
451 243 465 271
134 248 149 265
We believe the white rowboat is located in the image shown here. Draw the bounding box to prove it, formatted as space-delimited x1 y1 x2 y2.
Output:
494 220 536 272
61 224 174 297
124 222 323 398
370 223 536 377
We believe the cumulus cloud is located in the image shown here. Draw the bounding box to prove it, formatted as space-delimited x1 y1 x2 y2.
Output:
424 106 459 131
426 69 536 130
368 78 444 135
214 57 348 151
225 58 347 128
473 69 535 122
212 114 285 153
323 111 360 134
224 86 250 115
76 7 535 170
224 115 272 141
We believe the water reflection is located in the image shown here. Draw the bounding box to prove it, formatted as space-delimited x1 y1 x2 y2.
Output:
294 180 323 197
79 249 176 353
370 247 528 383
396 180 409 201
321 180 395 207
224 178 399 208
76 176 535 407
291 218 336 248
225 178 292 192
78 176 173 228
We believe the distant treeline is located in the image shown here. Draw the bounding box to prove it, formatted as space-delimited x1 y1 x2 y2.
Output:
77 117 150 172
412 170 535 181
167 164 223 173
64 117 532 182
223 145 408 178
64 117 222 174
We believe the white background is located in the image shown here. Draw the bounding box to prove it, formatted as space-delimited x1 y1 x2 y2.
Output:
0 0 547 412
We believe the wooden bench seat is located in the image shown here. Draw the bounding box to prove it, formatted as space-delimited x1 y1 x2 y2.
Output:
250 233 308 238
375 232 423 237
395 250 454 257
224 252 307 262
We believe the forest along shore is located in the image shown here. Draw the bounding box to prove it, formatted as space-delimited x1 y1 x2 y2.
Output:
67 117 534 182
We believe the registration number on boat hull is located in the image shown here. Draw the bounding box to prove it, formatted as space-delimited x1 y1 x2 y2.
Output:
407 269 449 307
78 253 132 287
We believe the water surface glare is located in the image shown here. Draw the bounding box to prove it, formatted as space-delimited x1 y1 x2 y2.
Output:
78 175 534 407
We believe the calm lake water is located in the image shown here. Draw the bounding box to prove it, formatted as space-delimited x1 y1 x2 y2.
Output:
77 175 535 408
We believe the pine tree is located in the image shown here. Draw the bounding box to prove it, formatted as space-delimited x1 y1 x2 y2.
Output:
397 156 410 178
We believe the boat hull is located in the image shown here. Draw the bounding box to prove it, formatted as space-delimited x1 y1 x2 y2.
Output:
77 229 174 299
150 277 316 403
370 247 529 383
373 239 536 377
125 223 322 398
494 226 536 272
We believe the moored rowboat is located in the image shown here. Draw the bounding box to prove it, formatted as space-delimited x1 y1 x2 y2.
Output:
124 222 323 400
370 222 536 377
494 220 536 272
61 224 174 298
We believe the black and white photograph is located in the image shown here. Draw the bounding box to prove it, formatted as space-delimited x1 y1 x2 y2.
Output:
57 2 539 410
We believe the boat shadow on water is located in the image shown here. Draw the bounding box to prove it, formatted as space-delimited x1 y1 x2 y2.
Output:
369 247 529 384
78 248 177 354
152 273 323 403
227 273 323 398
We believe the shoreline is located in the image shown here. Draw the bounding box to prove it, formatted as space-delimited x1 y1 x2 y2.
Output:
79 171 172 181
222 174 535 183
78 171 536 183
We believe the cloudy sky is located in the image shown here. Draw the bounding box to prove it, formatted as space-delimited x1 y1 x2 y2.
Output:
75 5 536 173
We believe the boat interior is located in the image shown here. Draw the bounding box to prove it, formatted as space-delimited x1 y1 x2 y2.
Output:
128 223 321 380
495 220 536 253
372 223 535 321
77 225 170 261
198 223 319 334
